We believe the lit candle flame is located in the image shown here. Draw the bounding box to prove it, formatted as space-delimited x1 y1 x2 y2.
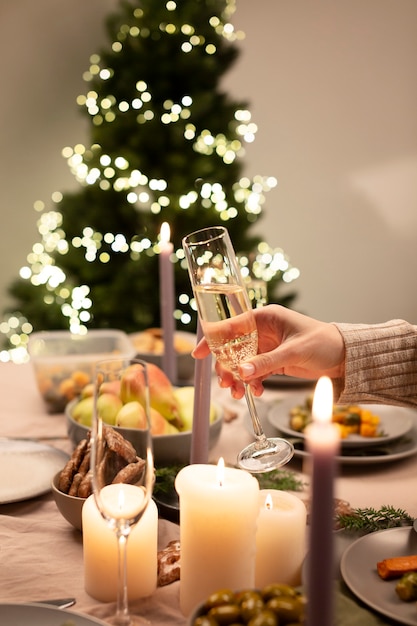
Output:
312 376 334 425
160 221 171 244
264 493 273 511
216 457 225 487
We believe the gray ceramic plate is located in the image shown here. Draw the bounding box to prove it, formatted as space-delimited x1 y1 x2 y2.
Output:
340 527 417 625
244 402 417 465
267 393 415 448
0 603 107 626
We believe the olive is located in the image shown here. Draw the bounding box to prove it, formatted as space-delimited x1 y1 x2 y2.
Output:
267 596 305 623
208 604 242 625
261 584 297 601
235 589 263 605
204 589 236 609
240 594 265 622
247 609 278 626
193 616 219 626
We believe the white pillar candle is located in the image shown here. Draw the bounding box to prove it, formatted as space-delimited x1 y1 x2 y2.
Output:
175 460 260 616
82 489 158 602
255 490 307 588
305 376 340 626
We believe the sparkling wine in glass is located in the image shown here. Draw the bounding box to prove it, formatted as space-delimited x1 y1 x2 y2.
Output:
90 358 154 626
183 226 294 473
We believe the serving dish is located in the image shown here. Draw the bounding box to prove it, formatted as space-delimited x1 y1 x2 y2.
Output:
28 329 135 413
66 399 223 467
267 393 415 448
340 527 417 625
130 330 196 382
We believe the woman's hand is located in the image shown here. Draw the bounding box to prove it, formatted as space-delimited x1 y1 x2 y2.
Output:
192 305 346 399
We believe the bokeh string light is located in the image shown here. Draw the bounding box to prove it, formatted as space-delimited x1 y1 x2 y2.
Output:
0 0 299 363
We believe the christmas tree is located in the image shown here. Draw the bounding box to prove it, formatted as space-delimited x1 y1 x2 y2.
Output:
1 0 299 361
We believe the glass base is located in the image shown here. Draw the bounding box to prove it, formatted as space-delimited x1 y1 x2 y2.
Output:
105 614 150 626
237 437 294 473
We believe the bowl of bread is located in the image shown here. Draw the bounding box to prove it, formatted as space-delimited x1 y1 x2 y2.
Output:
130 329 196 383
52 425 149 531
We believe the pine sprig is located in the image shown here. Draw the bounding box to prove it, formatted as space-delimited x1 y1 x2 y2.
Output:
255 469 305 492
337 505 414 533
154 464 185 495
154 465 305 496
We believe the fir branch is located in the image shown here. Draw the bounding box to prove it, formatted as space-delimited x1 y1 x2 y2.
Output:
154 465 305 496
336 505 414 533
254 469 305 492
154 464 185 495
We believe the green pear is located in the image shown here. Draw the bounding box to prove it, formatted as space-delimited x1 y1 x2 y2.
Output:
96 392 123 425
116 401 147 429
120 363 182 427
173 386 217 432
72 396 94 427
149 407 180 435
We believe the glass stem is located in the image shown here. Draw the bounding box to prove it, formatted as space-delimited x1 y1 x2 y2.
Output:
244 383 267 444
115 529 130 626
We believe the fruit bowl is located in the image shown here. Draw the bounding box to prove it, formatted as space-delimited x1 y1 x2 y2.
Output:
51 471 85 531
65 398 223 467
130 329 196 383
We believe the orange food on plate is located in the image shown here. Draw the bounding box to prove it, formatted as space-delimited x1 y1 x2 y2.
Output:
289 396 382 439
377 555 417 580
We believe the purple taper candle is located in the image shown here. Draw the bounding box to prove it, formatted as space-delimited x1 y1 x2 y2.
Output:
305 376 340 626
190 320 212 464
158 222 178 384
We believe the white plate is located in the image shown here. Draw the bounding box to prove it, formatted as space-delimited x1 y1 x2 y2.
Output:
0 603 107 626
267 393 415 448
244 402 417 465
340 527 417 625
0 439 68 504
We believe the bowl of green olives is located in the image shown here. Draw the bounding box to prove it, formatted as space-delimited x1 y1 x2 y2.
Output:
188 583 306 626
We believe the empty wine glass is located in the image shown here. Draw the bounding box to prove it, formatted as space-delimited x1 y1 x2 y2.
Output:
183 226 294 473
90 358 154 625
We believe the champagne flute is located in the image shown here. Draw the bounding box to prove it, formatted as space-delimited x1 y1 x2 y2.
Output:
183 226 294 473
90 358 154 626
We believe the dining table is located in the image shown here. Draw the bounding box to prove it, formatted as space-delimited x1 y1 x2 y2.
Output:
1 360 417 625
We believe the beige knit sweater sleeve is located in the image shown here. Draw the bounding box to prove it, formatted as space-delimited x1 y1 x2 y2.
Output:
331 319 417 408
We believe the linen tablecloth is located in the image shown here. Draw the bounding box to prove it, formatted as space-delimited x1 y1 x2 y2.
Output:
1 362 417 624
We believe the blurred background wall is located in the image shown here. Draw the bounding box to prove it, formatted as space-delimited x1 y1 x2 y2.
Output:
0 0 416 325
